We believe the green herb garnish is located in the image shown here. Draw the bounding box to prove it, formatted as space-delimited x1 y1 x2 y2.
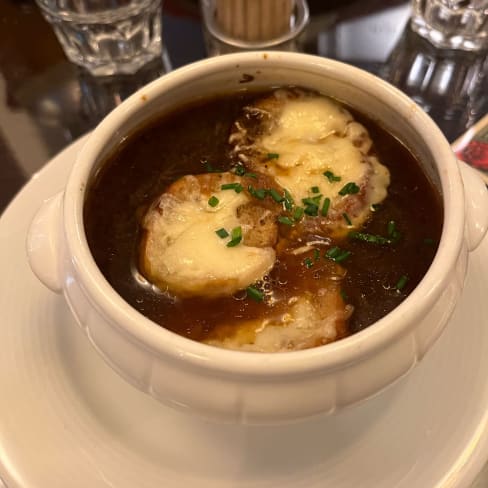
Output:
311 186 320 194
325 246 351 263
233 164 246 176
395 275 409 291
334 250 351 263
324 170 341 182
387 220 396 237
248 185 266 200
215 228 229 238
302 196 322 206
302 196 322 217
339 182 360 196
371 203 381 211
340 289 348 302
267 152 280 159
326 246 341 259
233 164 257 178
386 221 401 242
304 204 319 217
303 257 314 268
313 249 320 261
269 188 285 203
349 231 392 245
293 206 304 221
284 189 294 210
321 197 331 216
208 196 219 207
221 182 243 193
226 226 242 247
342 212 352 226
246 286 264 302
278 215 294 226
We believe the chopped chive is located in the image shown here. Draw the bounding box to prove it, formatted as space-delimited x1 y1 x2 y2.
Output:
293 206 304 221
387 221 401 243
395 275 409 291
244 172 257 179
269 188 285 203
278 215 294 226
284 189 294 210
226 226 242 247
339 182 360 196
313 249 320 261
304 205 319 217
215 228 229 238
221 182 243 193
326 246 341 259
334 250 351 263
231 226 242 238
325 246 351 263
234 164 246 176
342 212 352 226
340 289 348 302
234 164 245 176
323 170 341 182
302 196 322 206
423 237 435 245
208 195 219 207
248 185 266 200
267 152 280 159
321 197 331 216
387 220 396 237
311 186 320 194
349 231 392 245
246 286 264 302
371 203 381 211
303 257 314 268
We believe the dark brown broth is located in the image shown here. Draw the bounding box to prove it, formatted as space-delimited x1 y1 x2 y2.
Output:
84 90 442 342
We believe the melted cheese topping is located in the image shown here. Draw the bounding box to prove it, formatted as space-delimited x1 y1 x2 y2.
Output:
267 135 367 202
249 95 390 229
261 96 352 151
204 290 347 352
143 187 275 297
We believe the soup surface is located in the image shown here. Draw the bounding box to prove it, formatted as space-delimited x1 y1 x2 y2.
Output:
84 88 442 352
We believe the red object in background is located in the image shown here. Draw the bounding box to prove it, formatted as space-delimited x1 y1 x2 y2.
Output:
460 140 488 171
452 113 488 183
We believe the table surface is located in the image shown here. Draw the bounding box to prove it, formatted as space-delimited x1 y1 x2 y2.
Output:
1 0 487 486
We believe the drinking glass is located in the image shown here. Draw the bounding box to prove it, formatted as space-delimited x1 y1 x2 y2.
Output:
35 0 163 76
410 0 488 51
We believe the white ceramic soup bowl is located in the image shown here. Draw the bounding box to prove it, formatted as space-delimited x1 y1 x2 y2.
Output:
27 52 488 425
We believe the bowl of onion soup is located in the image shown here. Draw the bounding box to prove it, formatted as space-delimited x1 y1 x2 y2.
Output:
27 52 488 424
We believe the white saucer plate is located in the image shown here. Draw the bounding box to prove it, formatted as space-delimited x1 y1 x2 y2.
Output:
1 136 488 488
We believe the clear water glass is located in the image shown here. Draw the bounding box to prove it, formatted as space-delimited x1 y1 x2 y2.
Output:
35 0 163 76
411 0 488 51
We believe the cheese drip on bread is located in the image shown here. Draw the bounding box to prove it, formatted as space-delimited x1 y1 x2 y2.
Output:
230 89 390 235
141 173 278 297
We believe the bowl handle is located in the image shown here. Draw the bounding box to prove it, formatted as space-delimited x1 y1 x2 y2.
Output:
459 161 488 252
26 192 64 293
